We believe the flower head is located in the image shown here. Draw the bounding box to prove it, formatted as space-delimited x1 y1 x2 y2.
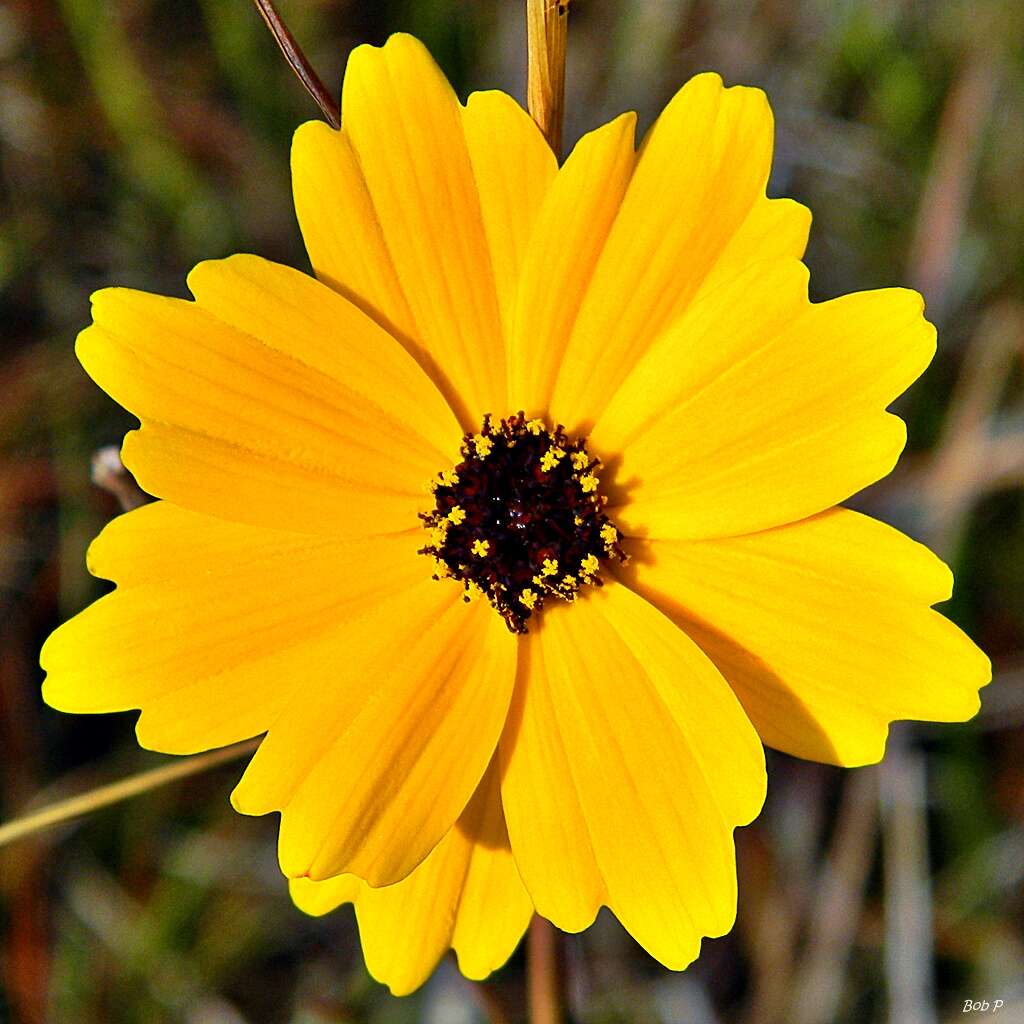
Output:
41 33 990 995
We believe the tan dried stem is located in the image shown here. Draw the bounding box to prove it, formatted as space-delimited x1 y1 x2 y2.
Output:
527 0 570 157
525 4 569 1017
527 914 562 1024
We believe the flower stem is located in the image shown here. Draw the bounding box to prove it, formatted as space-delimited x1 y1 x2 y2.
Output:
526 0 570 157
0 739 259 849
250 0 341 129
525 4 569 1006
527 915 562 1024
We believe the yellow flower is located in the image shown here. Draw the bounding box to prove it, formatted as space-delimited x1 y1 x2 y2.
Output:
40 33 990 997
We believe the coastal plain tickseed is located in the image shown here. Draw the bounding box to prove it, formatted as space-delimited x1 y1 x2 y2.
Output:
41 32 990 997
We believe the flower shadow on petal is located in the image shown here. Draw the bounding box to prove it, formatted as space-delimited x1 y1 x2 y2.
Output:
586 443 642 516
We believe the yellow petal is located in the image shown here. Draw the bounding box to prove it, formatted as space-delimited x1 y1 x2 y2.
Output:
461 90 557 340
233 591 517 887
291 120 418 344
499 617 606 931
289 874 362 916
694 196 811 304
500 583 765 968
448 769 533 983
595 261 934 539
341 33 506 426
79 260 460 537
508 113 637 416
550 73 775 427
621 509 991 765
185 254 458 460
40 503 426 753
290 759 531 996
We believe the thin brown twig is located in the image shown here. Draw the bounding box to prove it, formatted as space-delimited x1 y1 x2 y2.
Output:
250 0 340 129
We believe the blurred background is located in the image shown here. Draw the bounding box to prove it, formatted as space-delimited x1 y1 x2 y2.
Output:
1 0 1022 1021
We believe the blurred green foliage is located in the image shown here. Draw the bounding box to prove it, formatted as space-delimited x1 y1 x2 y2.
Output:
1 1 1022 1022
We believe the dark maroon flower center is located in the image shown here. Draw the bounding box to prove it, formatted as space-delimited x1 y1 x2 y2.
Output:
420 412 626 633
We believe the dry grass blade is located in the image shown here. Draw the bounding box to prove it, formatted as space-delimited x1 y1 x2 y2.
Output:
906 52 999 318
792 769 879 1024
0 740 259 849
881 731 939 1024
919 302 1024 554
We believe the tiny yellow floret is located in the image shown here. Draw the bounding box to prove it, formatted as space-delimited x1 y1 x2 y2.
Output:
439 468 459 487
539 447 566 472
579 473 599 493
581 554 600 577
541 558 559 577
473 435 494 458
519 589 538 610
471 538 490 557
571 451 590 471
526 418 546 435
447 506 466 525
600 523 618 546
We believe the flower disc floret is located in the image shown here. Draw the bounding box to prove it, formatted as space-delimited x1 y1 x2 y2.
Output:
420 412 626 632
